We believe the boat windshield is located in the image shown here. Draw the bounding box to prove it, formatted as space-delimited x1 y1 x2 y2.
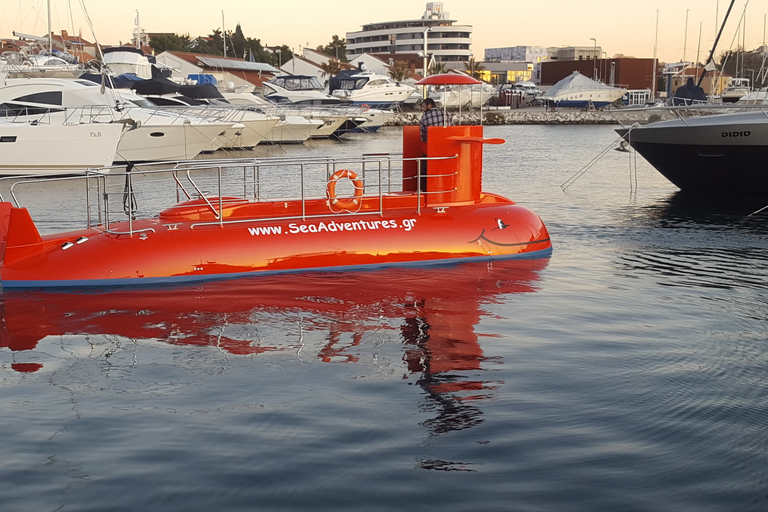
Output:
272 76 324 91
338 78 369 90
126 97 157 108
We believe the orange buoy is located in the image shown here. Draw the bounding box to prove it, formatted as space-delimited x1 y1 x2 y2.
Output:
326 169 364 212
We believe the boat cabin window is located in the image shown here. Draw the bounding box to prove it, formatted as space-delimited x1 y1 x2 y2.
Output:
339 78 369 90
75 80 99 87
13 92 63 106
282 78 303 90
126 97 157 108
148 96 189 106
0 102 63 115
276 76 324 91
367 79 389 87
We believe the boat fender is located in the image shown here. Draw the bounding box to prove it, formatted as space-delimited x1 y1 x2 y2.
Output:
326 169 364 212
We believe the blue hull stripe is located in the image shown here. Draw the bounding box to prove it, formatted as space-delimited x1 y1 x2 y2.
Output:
0 249 553 291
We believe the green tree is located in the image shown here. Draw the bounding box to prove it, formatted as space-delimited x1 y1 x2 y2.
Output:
320 59 343 77
148 33 192 53
189 29 224 55
463 57 485 79
148 25 295 66
428 62 448 75
317 35 347 62
388 61 410 82
229 24 248 59
719 46 766 87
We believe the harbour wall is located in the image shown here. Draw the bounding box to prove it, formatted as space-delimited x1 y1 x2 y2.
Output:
386 106 731 126
387 110 622 126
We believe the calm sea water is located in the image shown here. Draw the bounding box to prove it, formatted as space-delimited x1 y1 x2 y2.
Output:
1 124 768 511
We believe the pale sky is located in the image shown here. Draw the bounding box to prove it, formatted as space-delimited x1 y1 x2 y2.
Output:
1 0 766 64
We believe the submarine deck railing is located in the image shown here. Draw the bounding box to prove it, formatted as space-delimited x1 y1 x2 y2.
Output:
0 153 459 237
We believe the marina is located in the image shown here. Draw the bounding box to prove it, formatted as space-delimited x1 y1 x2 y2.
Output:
2 1 768 509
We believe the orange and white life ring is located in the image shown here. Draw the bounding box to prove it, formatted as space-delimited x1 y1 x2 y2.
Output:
361 103 370 112
326 169 364 211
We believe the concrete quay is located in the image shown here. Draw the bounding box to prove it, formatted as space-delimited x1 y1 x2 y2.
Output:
386 106 674 127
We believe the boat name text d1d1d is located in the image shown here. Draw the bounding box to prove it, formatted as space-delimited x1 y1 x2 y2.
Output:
721 131 750 138
248 218 418 236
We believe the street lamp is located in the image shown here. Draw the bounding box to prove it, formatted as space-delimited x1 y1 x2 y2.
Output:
422 27 431 98
590 38 597 80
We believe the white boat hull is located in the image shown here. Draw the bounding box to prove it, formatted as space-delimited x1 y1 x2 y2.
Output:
0 122 123 175
216 117 280 149
115 121 230 162
261 116 323 144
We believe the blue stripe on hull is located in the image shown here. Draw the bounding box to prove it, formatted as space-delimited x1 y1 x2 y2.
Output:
0 248 553 290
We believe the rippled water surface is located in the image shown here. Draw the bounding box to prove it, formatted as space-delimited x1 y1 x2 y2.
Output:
2 125 768 511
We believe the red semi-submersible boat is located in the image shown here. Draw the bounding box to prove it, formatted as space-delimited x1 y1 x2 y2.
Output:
0 79 551 289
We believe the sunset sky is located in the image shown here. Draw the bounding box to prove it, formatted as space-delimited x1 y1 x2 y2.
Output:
1 0 765 64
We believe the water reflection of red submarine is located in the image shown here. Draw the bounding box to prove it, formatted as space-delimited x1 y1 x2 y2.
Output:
0 258 547 375
0 77 550 288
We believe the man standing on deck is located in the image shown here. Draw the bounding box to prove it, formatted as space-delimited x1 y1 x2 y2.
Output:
418 98 453 191
419 98 453 142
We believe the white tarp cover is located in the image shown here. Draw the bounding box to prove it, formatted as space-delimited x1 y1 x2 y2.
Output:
541 71 623 100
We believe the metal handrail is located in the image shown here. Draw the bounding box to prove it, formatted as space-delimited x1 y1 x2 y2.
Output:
0 153 459 236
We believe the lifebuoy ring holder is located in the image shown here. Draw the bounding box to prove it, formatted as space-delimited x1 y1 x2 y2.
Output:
326 169 364 212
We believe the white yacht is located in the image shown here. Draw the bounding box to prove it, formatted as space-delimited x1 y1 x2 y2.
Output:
0 51 84 79
263 75 342 105
0 117 123 175
721 77 751 103
540 71 626 109
429 81 496 109
0 78 232 162
738 87 768 104
131 81 280 149
220 89 364 140
328 68 415 109
100 46 168 80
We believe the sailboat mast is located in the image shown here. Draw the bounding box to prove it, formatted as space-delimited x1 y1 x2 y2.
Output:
222 11 227 59
47 0 53 55
695 22 702 77
697 0 737 87
652 10 658 99
683 9 689 62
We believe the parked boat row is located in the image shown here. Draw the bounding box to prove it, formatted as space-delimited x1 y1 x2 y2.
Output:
0 77 237 173
0 70 402 175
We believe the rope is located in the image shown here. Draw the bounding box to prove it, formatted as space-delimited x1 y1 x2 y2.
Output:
560 133 628 191
123 163 137 219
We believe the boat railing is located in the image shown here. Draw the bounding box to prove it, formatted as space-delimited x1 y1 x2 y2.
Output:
0 104 144 126
148 105 245 124
0 153 459 236
611 103 768 127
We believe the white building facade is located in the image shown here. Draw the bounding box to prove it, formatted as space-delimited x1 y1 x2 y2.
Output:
485 46 548 64
345 3 472 70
